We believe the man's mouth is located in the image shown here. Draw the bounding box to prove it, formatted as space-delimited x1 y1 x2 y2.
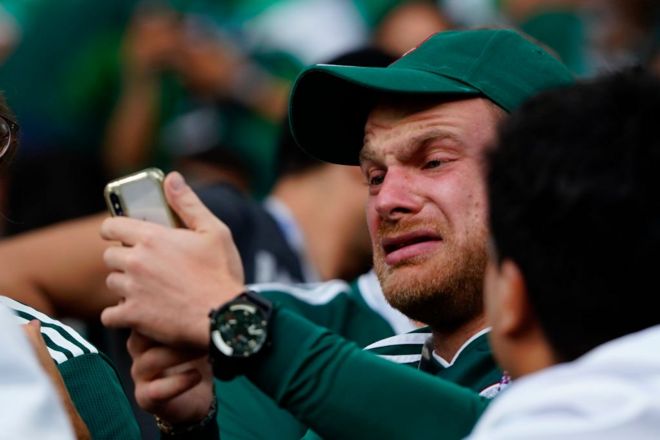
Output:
381 231 442 264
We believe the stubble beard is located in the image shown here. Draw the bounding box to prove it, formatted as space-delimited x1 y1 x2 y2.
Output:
374 221 488 332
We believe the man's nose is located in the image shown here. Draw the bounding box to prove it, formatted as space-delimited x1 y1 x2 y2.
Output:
373 168 422 220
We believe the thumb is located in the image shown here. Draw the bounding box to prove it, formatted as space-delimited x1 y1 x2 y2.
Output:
163 172 218 232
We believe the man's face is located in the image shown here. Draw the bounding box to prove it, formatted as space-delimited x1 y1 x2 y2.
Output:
360 97 500 330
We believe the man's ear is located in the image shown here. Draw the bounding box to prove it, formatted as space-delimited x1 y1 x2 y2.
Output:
495 259 533 337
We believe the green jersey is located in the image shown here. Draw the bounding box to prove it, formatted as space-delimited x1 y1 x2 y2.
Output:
215 272 504 439
0 296 141 440
215 271 415 439
364 327 504 397
245 308 492 440
297 327 503 439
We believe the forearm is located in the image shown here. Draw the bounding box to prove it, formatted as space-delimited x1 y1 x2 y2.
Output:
244 308 488 440
233 70 289 121
102 73 161 175
0 213 118 317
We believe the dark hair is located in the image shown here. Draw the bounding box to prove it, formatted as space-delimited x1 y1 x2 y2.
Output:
488 69 660 362
0 93 18 169
275 47 396 177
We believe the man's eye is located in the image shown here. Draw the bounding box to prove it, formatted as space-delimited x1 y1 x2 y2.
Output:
368 174 384 186
423 159 443 169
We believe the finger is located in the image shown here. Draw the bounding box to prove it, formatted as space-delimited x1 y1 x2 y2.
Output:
22 319 42 339
136 369 202 411
163 172 221 233
105 271 131 297
22 320 46 356
100 216 166 246
127 331 158 358
163 359 202 377
149 370 202 401
132 346 200 380
103 245 132 272
101 302 133 329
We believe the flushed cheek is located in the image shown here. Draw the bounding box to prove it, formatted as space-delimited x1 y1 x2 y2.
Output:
445 194 488 238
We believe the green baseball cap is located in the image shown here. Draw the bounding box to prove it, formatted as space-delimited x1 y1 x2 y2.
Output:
289 28 575 165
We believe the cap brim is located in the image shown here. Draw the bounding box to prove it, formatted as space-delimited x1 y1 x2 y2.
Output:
289 64 480 165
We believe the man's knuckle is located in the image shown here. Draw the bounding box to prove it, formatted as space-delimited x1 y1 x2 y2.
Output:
130 362 142 380
127 339 137 357
213 222 232 241
102 247 113 263
141 229 157 248
106 273 120 290
134 387 152 409
125 254 144 273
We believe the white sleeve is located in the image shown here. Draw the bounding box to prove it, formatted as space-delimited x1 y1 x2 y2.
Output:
0 304 75 439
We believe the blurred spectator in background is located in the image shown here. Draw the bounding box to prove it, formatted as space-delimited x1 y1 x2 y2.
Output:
103 0 449 195
0 0 447 238
0 46 392 316
0 0 658 237
0 0 139 234
437 0 660 76
0 3 19 63
586 0 660 73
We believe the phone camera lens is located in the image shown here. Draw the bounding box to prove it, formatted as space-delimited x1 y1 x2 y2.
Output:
109 193 124 215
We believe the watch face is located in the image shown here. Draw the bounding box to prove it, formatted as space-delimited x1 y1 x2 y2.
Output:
212 302 268 357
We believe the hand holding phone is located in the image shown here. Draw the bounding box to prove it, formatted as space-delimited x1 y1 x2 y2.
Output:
104 168 180 227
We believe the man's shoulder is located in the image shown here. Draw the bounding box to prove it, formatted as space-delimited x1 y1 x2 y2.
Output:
252 278 354 305
252 277 404 347
255 271 386 307
0 296 98 365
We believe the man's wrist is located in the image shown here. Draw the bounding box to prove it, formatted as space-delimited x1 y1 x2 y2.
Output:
156 395 218 439
208 291 274 380
197 288 245 349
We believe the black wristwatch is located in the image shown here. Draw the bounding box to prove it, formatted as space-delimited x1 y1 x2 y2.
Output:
208 290 273 380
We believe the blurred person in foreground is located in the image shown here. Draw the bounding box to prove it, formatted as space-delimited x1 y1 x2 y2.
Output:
470 67 660 439
0 95 141 439
0 303 77 439
0 96 77 439
99 28 573 438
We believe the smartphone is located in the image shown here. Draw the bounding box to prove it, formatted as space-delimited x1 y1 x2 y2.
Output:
104 168 179 227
